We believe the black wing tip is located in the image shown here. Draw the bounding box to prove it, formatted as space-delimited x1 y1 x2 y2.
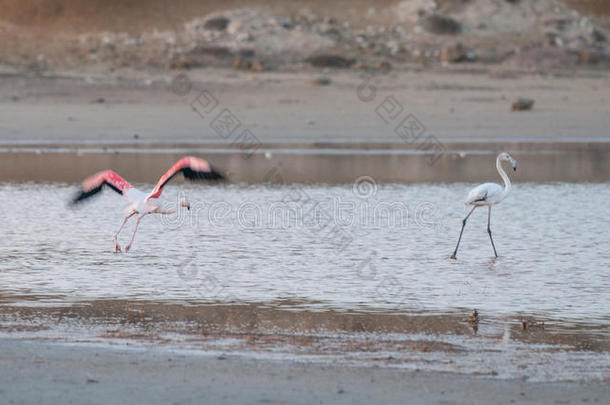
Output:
70 181 123 205
210 167 224 180
183 167 225 181
71 186 102 205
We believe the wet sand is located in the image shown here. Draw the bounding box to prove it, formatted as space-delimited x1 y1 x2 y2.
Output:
1 297 608 353
1 290 608 381
1 338 607 405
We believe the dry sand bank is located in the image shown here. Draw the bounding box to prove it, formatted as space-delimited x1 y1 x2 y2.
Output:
2 69 608 143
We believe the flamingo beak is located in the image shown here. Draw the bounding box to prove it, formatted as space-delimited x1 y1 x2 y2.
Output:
512 160 517 172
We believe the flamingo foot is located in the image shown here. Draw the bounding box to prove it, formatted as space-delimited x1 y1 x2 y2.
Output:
449 253 457 260
125 244 132 253
112 237 122 253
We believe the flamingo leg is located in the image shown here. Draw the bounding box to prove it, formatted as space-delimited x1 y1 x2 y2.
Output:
112 212 136 252
125 214 148 252
487 205 498 258
450 206 477 259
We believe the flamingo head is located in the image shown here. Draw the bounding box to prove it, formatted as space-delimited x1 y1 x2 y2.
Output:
499 152 517 172
179 196 191 211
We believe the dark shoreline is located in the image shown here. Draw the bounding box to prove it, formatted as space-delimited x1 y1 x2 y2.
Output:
1 297 608 385
1 298 607 351
1 140 609 183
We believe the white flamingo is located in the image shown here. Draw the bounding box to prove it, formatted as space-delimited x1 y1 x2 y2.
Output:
450 152 517 259
72 156 223 252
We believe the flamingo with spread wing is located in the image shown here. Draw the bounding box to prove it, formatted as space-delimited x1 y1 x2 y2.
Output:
72 156 223 252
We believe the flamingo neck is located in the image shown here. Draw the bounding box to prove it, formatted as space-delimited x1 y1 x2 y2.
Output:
496 156 511 199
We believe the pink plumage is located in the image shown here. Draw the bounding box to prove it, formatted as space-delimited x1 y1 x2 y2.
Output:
72 156 223 252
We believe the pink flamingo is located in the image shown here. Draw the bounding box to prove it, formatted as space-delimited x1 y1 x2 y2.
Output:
72 156 223 252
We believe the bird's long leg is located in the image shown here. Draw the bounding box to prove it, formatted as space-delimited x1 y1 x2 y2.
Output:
112 212 136 253
487 205 498 258
450 206 477 259
125 214 148 253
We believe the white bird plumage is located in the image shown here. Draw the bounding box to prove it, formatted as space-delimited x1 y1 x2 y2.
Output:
72 156 223 252
450 152 517 259
465 182 505 206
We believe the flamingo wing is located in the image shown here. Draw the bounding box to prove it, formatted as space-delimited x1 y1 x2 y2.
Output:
72 170 134 204
147 156 223 200
465 183 503 205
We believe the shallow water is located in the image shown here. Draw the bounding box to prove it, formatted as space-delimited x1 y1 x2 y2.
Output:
0 182 609 324
1 181 609 382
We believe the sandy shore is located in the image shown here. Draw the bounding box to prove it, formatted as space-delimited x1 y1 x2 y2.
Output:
1 69 609 183
1 338 607 405
2 68 609 143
